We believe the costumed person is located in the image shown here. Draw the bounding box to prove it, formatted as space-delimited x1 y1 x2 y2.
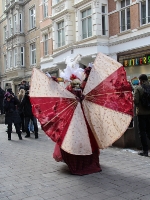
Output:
58 62 101 175
29 53 133 176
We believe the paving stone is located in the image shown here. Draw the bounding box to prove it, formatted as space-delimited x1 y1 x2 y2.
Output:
0 124 150 200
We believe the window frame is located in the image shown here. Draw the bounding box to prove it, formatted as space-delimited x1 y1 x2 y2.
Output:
13 14 17 34
44 34 49 56
43 0 48 18
4 26 7 41
102 5 107 35
21 47 25 66
29 7 36 30
4 55 7 71
119 0 131 32
9 17 12 37
14 48 17 67
140 0 150 25
30 43 36 65
81 8 92 39
19 13 23 33
57 21 65 47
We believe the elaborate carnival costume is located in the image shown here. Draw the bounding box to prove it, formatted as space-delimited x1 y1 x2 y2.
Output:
29 53 133 175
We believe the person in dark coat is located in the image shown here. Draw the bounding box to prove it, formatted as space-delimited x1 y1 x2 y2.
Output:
134 74 150 157
4 92 22 140
0 86 5 115
20 90 38 139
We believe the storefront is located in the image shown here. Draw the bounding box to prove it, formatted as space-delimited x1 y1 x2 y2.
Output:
118 49 150 88
117 49 150 149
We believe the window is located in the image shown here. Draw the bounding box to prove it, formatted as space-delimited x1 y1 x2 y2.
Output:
4 26 7 40
29 7 36 29
21 47 24 66
9 17 12 37
102 5 107 35
81 8 92 39
120 0 130 32
13 15 17 34
44 34 49 55
19 13 23 32
8 51 12 68
4 55 7 70
14 48 17 66
141 0 150 25
30 43 36 65
57 21 65 47
43 0 48 18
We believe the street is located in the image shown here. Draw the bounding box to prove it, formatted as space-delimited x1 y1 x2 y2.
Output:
0 123 150 200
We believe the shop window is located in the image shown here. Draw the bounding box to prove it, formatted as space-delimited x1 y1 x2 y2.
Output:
120 0 130 32
140 0 150 25
81 8 92 39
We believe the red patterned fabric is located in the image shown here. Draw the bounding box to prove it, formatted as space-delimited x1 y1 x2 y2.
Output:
30 97 77 146
85 66 133 116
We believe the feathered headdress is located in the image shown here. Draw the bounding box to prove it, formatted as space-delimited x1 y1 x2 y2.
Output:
60 54 84 82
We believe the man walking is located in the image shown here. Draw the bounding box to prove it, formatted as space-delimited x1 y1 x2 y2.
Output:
134 74 150 157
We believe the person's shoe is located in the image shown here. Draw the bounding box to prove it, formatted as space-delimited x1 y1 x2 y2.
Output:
8 138 11 140
19 136 22 140
138 152 148 157
35 135 38 139
25 135 30 138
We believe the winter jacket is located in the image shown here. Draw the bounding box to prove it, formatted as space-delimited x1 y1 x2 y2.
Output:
20 94 33 117
0 88 5 102
133 81 150 115
4 96 21 124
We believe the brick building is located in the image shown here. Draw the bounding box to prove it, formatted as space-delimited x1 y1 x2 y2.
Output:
0 0 150 91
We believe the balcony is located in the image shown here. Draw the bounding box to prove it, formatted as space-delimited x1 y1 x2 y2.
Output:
5 0 24 12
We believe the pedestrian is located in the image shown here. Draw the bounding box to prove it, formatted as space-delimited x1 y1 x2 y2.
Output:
134 74 150 157
20 89 38 139
18 89 25 132
0 86 5 115
3 92 22 140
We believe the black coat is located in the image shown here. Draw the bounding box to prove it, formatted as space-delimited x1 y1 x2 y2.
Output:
20 94 33 117
4 96 21 124
0 88 5 102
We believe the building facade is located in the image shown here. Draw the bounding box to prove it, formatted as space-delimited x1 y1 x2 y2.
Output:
109 0 150 84
0 0 41 93
41 0 150 85
0 0 150 91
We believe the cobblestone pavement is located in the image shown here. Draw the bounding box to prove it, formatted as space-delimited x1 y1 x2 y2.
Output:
0 123 150 200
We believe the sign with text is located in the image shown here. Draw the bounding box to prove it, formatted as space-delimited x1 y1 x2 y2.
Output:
123 55 150 67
